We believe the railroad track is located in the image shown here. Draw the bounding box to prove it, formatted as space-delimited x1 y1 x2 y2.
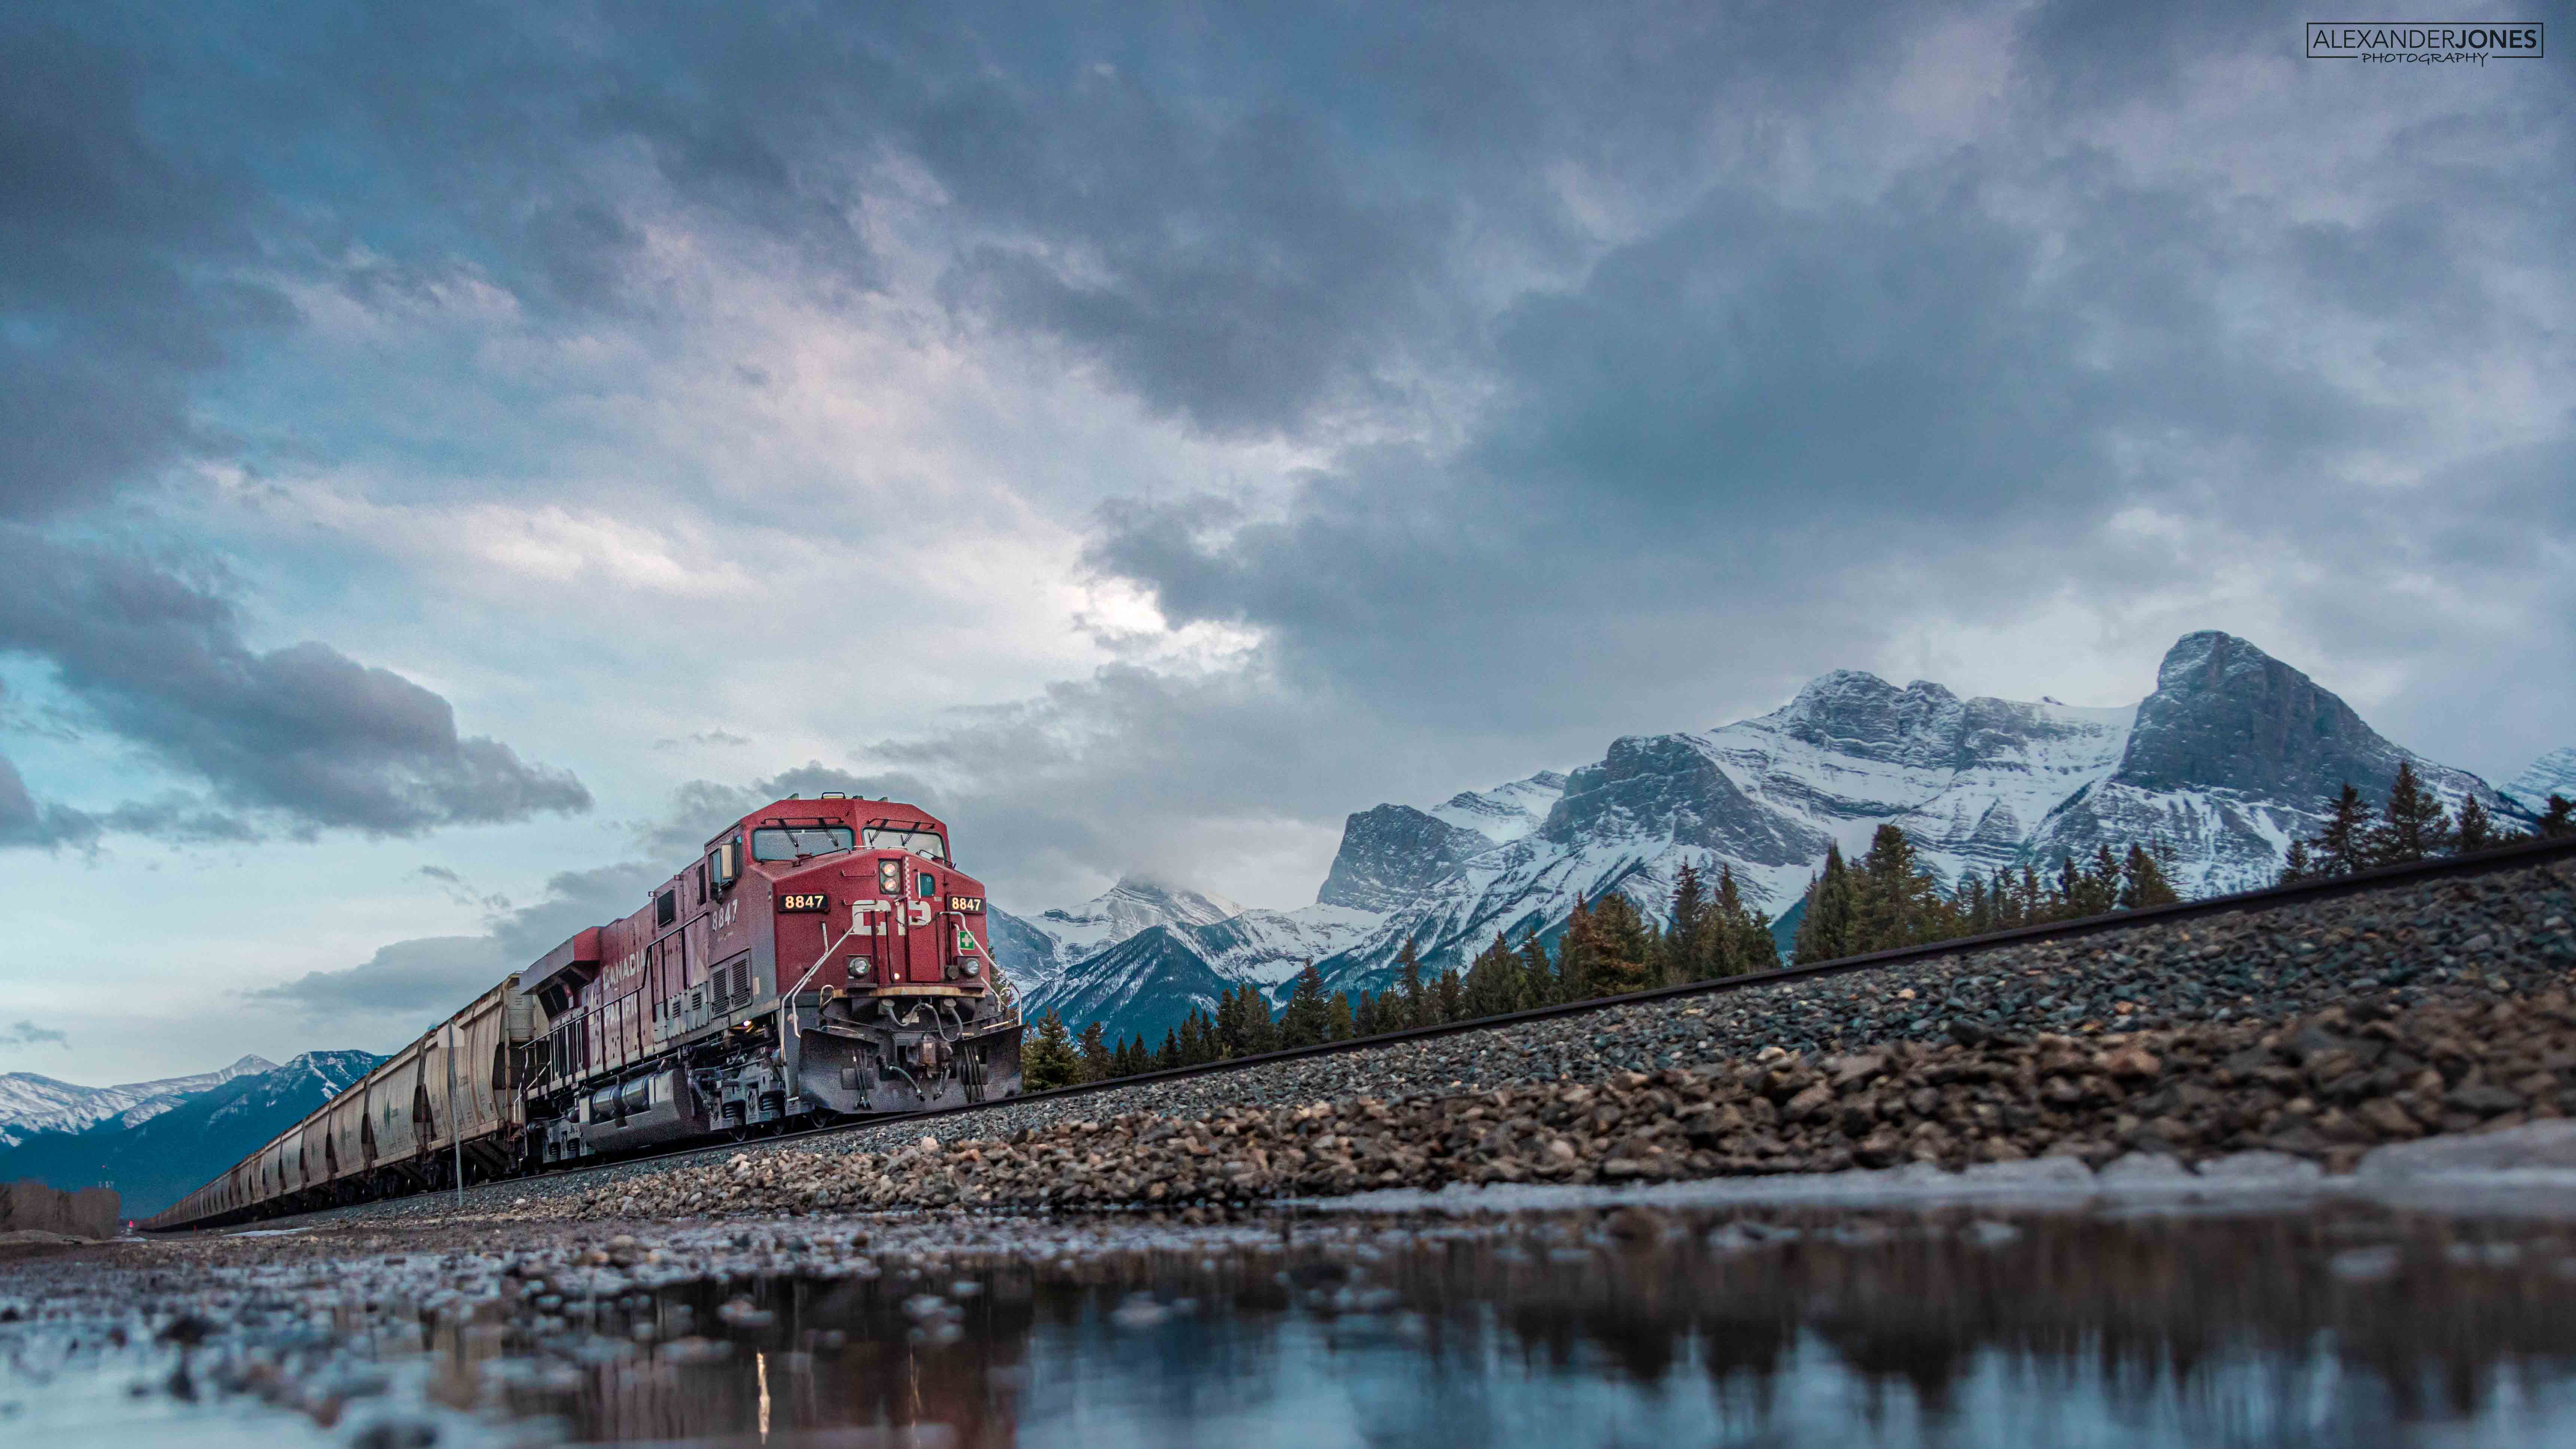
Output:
185 831 2576 1231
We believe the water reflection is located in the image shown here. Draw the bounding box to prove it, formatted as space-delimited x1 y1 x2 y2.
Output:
446 1206 2576 1447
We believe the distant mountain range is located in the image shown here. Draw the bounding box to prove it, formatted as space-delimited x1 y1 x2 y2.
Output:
990 631 2556 1047
0 1050 380 1219
0 1055 276 1148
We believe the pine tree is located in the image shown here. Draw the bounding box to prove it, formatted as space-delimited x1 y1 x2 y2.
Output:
2370 760 2453 865
1586 892 1655 995
2454 795 2499 854
1178 1008 1216 1065
1662 862 1707 984
1790 846 1857 965
1155 1029 1182 1071
1279 962 1330 1047
1556 893 1599 999
1326 991 1356 1041
2277 838 2313 885
2115 843 2180 909
1076 1020 1112 1082
1394 938 1427 1029
2540 795 2576 839
1353 989 1382 1037
1960 874 1992 934
1214 984 1277 1057
1519 932 1558 1006
1852 825 1951 951
1021 1008 1081 1091
1433 966 1466 1023
2311 782 2373 875
1463 933 1523 1018
1713 865 1774 976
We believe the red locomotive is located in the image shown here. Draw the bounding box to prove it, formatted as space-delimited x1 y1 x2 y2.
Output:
142 792 1023 1229
522 792 1023 1162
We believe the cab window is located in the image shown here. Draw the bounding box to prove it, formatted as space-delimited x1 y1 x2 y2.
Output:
751 826 854 861
862 826 946 860
917 869 937 898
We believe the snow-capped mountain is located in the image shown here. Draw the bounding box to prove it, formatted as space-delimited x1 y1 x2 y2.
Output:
989 632 2527 1047
0 1049 379 1219
990 877 1251 997
0 1055 276 1147
2505 747 2576 812
995 877 1382 1036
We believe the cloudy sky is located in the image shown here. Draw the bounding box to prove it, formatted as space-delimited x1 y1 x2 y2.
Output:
4 1 2568 1082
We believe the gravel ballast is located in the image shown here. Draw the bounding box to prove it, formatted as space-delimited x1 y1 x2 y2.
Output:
257 853 2576 1226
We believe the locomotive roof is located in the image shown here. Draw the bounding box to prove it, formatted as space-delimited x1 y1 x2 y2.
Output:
702 795 947 851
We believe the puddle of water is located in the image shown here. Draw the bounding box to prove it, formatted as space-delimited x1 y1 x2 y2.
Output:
8 1204 2576 1447
476 1207 2576 1447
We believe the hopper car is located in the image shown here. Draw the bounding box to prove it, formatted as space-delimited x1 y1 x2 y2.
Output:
143 794 1022 1230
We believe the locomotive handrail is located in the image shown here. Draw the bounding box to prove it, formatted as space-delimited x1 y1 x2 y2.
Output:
781 920 863 1039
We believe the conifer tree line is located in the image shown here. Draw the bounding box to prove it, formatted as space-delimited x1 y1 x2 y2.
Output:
1011 782 2575 1090
1014 861 1782 1087
2276 763 2571 884
1787 824 2182 965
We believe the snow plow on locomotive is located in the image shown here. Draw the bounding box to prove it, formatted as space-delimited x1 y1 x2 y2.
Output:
142 795 1023 1230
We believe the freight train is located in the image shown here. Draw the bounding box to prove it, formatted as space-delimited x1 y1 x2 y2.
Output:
143 794 1023 1230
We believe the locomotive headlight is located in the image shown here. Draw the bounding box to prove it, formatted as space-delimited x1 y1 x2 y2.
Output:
850 957 873 979
964 961 980 975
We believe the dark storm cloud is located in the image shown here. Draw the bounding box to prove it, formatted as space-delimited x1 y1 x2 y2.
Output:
0 755 101 851
10 0 2567 890
0 14 282 521
0 1020 71 1050
254 860 675 1024
0 532 591 840
1075 15 2573 739
246 935 505 1023
634 764 939 860
0 8 591 845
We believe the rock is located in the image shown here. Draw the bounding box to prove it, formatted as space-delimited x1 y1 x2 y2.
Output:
2444 1083 2526 1117
2100 1046 2162 1081
1826 1052 1888 1088
1783 1084 1835 1123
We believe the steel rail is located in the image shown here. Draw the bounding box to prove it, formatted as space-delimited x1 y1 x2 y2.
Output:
165 830 2576 1232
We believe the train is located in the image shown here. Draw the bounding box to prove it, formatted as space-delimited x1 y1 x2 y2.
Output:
143 793 1023 1230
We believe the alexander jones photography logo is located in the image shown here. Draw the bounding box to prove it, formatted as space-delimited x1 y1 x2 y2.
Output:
2308 21 2545 64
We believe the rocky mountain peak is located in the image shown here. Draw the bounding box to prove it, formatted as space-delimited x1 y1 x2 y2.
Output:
1317 804 1492 911
2114 631 2401 799
1782 670 1957 747
1771 667 2099 772
1538 734 1831 866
